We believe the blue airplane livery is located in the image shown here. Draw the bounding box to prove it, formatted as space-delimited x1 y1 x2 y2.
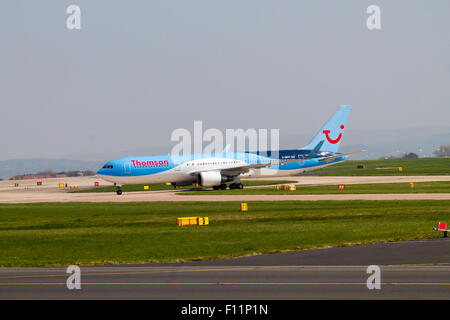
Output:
97 105 363 194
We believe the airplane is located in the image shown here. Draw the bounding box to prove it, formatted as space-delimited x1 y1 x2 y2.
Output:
97 105 364 194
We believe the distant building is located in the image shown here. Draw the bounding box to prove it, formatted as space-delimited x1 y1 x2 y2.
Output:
14 173 56 180
10 170 93 180
433 145 450 158
402 152 419 159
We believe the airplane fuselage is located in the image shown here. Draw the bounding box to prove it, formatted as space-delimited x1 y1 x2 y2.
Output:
96 105 357 191
96 150 347 186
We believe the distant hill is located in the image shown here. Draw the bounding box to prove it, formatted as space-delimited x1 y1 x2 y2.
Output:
0 159 104 179
2 125 448 179
62 146 172 162
58 125 450 163
280 126 450 160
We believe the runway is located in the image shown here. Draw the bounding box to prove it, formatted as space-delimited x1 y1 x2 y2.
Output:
1 175 449 299
3 175 450 191
1 239 449 299
1 175 450 203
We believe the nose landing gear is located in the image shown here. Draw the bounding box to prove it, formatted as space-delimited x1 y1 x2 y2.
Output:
115 183 123 195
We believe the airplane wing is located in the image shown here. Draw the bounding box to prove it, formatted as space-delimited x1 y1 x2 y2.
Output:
188 157 303 177
318 150 366 163
188 150 365 177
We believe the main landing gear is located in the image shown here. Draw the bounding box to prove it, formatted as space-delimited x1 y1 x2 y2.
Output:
229 183 243 189
213 183 243 190
212 183 227 190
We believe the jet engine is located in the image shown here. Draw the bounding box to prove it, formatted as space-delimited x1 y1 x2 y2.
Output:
197 171 231 187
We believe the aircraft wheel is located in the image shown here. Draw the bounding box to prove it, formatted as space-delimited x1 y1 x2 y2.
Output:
229 183 236 189
236 183 244 189
213 186 220 190
116 189 123 195
220 183 227 190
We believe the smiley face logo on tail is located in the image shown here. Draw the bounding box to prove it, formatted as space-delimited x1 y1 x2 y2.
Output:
323 125 344 144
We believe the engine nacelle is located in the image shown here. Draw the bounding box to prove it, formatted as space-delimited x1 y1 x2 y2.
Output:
198 171 230 187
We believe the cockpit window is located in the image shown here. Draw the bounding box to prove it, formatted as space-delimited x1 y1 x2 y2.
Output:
102 165 114 169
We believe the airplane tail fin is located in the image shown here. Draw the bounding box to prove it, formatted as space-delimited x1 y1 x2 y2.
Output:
302 105 351 153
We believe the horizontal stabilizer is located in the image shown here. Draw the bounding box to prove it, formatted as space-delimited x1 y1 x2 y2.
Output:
319 150 366 163
305 140 325 159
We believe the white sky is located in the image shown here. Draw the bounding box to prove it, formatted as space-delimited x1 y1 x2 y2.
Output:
1 1 449 160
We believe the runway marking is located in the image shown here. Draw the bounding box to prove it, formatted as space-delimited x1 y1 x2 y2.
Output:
0 282 375 286
0 267 288 279
0 265 376 280
392 283 450 286
387 262 450 267
2 263 450 280
2 282 450 286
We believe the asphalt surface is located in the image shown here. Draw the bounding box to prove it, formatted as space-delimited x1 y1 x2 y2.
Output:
1 238 449 299
2 175 450 203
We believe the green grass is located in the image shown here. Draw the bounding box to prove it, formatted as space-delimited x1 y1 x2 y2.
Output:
315 157 450 176
73 180 296 193
0 200 449 267
178 181 450 195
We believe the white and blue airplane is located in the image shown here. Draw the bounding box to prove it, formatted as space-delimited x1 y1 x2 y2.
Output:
97 105 363 194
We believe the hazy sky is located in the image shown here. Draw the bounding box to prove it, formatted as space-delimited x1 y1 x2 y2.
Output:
1 1 449 160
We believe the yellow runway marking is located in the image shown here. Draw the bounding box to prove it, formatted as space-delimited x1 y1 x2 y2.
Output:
387 262 450 267
0 267 283 280
0 282 371 286
392 283 450 286
2 263 450 280
1 282 450 286
0 265 370 280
